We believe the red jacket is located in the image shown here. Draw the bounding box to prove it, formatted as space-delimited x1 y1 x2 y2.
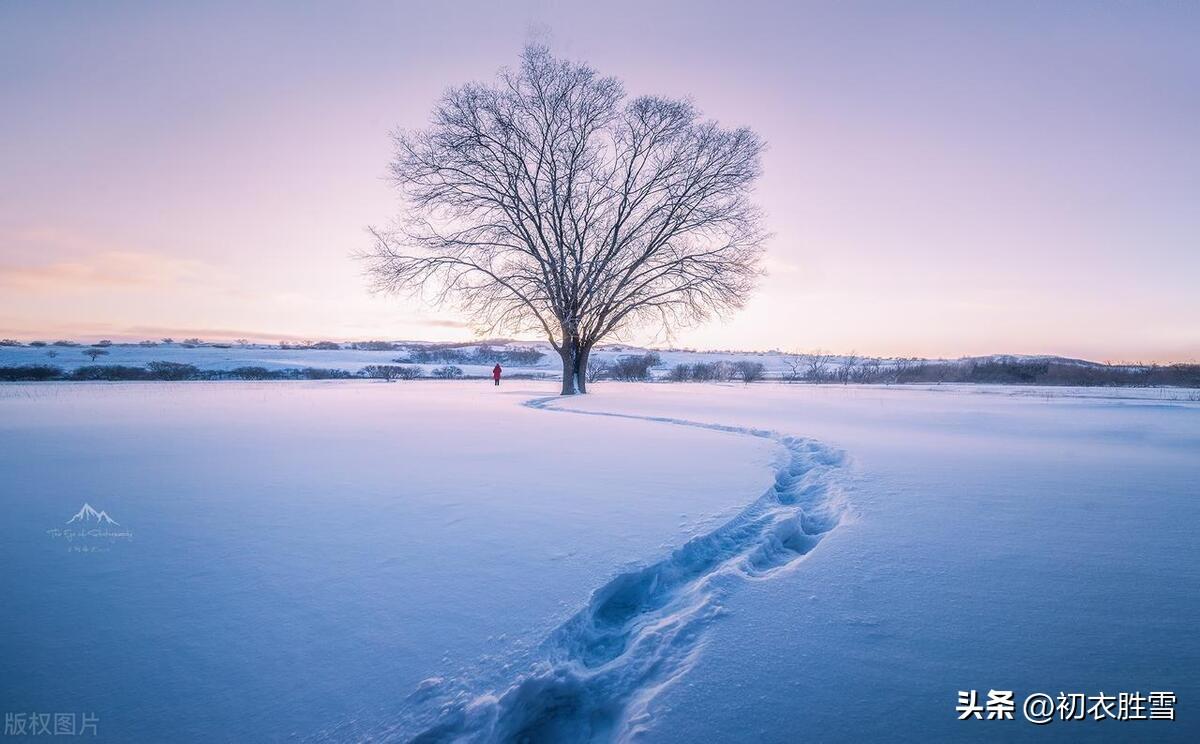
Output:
492 364 502 380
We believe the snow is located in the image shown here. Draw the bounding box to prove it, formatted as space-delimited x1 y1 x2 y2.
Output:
1 380 1197 741
0 381 773 741
555 383 1200 742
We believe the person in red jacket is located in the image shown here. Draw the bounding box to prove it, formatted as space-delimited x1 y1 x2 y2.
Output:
492 363 502 386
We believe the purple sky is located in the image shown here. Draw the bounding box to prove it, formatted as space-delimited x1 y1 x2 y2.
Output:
2 1 1197 360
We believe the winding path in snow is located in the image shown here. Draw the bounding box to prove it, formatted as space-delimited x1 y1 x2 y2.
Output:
402 395 852 743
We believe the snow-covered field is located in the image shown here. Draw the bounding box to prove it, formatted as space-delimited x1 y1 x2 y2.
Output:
2 341 1145 381
1 381 1197 741
0 343 555 378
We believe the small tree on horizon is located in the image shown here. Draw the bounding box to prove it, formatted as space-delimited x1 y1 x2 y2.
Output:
84 348 109 362
364 45 767 394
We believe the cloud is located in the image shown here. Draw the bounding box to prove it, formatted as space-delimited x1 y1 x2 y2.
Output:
0 251 218 292
420 318 474 329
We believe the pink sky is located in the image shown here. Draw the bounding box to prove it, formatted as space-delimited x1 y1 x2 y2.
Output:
1 1 1197 361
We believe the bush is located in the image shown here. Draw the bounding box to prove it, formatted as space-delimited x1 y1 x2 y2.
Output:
0 339 21 346
431 365 464 379
298 367 352 379
609 353 658 381
667 364 692 382
400 346 469 364
146 361 201 380
28 341 47 347
690 362 717 381
502 347 545 365
309 341 341 350
70 365 150 381
586 358 612 383
400 344 546 366
351 341 400 351
52 340 80 347
733 360 766 383
690 361 734 381
361 364 421 381
83 348 109 361
0 365 63 381
230 366 274 380
94 339 113 347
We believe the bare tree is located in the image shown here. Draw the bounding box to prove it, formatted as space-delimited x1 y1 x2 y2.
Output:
585 357 612 384
83 348 108 362
834 352 858 384
888 357 914 384
361 364 421 381
364 45 766 394
781 353 805 383
853 357 882 383
804 350 832 382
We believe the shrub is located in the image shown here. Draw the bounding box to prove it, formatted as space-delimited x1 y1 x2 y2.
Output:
959 360 1049 384
70 365 150 381
94 339 113 347
401 344 546 366
431 365 464 379
351 341 400 351
230 366 274 380
401 346 469 364
83 348 109 362
298 367 352 379
0 365 63 381
586 358 612 383
52 340 80 347
0 339 21 346
28 341 47 347
138 340 159 347
502 347 545 365
667 364 692 382
690 361 717 381
146 361 201 380
309 341 341 350
732 360 766 383
691 361 735 381
361 364 420 381
609 353 658 381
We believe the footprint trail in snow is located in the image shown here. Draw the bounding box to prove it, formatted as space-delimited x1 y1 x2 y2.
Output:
386 396 852 743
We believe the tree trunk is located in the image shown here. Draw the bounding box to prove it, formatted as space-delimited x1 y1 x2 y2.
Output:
557 340 590 395
559 345 578 395
576 345 590 395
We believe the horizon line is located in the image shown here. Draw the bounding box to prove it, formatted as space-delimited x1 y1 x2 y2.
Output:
0 332 1194 367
